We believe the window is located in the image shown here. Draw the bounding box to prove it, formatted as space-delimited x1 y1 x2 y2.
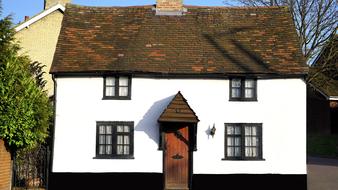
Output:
103 76 131 99
230 78 257 101
223 123 263 160
96 121 134 159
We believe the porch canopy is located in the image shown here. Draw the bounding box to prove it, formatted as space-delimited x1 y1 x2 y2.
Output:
158 91 199 123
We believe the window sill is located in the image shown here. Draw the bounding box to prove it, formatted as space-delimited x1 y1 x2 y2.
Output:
229 98 257 102
102 96 131 100
93 156 135 159
222 158 265 161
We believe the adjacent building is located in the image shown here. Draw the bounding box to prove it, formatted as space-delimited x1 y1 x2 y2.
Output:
15 0 71 96
307 34 338 134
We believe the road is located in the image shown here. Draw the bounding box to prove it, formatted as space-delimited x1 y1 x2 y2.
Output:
307 157 338 190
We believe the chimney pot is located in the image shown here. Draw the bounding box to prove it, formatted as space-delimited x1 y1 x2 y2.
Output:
24 16 30 21
44 0 72 10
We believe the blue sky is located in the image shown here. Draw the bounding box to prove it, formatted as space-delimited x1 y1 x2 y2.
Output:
2 0 230 25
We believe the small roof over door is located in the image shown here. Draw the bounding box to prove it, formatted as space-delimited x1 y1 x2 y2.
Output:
158 91 199 123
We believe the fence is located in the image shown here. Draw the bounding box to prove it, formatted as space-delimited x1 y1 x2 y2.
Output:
12 145 50 190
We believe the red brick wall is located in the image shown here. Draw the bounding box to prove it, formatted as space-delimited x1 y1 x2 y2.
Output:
0 139 11 190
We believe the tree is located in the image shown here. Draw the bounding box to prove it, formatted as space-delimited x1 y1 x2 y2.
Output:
0 16 52 151
224 0 338 64
307 29 337 93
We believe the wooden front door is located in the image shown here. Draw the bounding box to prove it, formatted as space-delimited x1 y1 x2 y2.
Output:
164 125 190 190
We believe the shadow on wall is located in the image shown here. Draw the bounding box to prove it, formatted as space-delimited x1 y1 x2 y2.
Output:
135 94 175 144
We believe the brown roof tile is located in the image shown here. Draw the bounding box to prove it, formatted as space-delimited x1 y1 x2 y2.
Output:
50 4 308 76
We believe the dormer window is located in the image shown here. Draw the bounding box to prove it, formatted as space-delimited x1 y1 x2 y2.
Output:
103 76 131 100
230 78 257 101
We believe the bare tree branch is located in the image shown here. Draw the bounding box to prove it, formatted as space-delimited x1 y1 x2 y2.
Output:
223 0 338 64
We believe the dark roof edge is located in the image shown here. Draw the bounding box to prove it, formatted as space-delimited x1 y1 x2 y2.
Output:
65 3 289 10
51 71 307 79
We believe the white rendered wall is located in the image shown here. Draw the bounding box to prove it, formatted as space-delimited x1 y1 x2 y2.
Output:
52 77 306 174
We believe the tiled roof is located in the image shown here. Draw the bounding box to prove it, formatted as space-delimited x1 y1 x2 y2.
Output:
158 91 199 123
309 69 338 97
50 4 308 76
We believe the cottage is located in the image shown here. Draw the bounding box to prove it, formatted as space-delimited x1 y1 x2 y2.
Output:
50 0 308 189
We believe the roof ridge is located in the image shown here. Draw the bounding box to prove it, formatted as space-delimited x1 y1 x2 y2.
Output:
66 3 289 10
66 3 154 9
185 5 289 10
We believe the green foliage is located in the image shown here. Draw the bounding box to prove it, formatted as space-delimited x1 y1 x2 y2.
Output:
307 134 338 158
0 16 52 151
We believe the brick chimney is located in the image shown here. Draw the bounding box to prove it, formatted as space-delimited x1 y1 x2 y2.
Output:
44 0 71 10
156 0 185 15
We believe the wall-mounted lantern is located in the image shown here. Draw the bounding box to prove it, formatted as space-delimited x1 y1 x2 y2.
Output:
210 124 216 137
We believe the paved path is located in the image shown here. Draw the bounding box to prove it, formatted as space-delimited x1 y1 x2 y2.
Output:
307 157 338 190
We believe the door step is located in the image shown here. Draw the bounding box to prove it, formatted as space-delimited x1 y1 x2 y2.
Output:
164 187 189 190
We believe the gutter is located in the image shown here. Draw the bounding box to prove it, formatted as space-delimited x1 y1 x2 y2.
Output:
328 96 338 101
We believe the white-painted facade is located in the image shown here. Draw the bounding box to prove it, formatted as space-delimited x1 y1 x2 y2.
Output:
52 77 306 175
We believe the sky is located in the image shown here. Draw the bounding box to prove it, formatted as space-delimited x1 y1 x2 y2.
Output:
2 0 229 25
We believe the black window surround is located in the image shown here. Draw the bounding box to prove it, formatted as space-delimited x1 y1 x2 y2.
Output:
223 123 263 161
95 121 134 159
103 76 132 100
229 78 257 101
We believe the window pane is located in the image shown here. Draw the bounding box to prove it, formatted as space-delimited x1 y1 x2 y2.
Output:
99 145 105 155
106 145 112 154
117 145 123 155
124 126 130 132
245 79 254 88
106 77 115 86
106 126 112 134
252 147 258 157
227 126 234 135
99 126 105 134
245 89 254 98
234 147 241 157
105 87 115 96
124 136 130 145
245 137 252 146
245 147 252 157
252 137 258 146
246 147 258 157
231 88 241 98
245 126 251 136
227 137 233 146
234 126 241 135
117 126 123 132
124 146 129 155
119 77 129 86
227 147 234 157
232 79 241 87
252 127 257 135
99 135 105 144
119 87 128 96
106 135 112 144
235 137 241 146
117 135 123 144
